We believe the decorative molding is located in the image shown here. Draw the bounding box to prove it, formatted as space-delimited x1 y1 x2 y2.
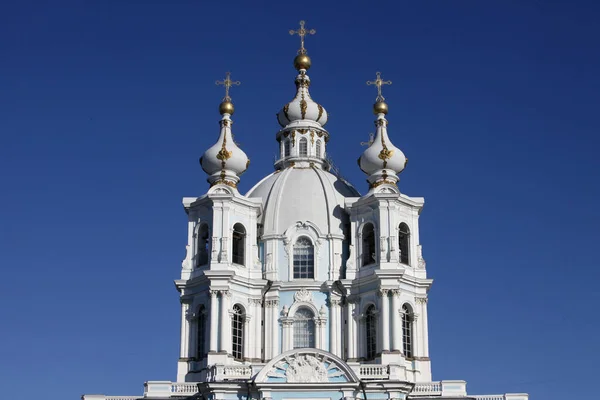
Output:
377 289 389 297
294 288 313 303
391 289 401 297
415 296 428 304
265 300 279 308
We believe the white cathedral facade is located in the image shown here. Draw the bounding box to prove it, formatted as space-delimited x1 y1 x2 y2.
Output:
83 22 528 400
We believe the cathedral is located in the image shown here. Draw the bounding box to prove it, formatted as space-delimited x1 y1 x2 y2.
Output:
83 21 528 400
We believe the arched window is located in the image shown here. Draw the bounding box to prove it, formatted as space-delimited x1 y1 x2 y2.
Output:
402 304 413 358
293 237 314 279
232 223 246 265
284 140 291 157
293 308 315 348
365 305 377 360
197 224 209 266
315 140 322 158
399 223 410 265
196 305 206 359
299 137 308 156
362 223 376 266
232 304 245 360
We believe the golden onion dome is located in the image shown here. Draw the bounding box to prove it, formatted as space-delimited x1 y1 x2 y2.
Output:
373 100 388 115
219 100 235 115
294 54 312 71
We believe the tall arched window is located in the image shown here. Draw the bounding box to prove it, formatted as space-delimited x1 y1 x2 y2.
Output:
232 223 246 265
399 223 410 265
365 305 377 360
231 304 245 360
299 137 308 156
197 224 209 266
284 140 291 157
402 304 413 358
315 140 322 158
362 223 376 266
293 237 314 279
196 305 206 359
293 308 315 348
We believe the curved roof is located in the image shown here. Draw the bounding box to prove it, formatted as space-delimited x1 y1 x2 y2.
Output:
246 168 360 236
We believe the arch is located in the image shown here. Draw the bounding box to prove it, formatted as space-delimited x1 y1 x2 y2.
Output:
399 222 410 265
232 223 246 265
365 304 377 360
284 140 291 157
196 304 206 359
361 223 376 266
293 236 314 279
401 303 413 358
254 348 360 383
315 140 322 158
299 137 308 156
196 223 210 267
293 307 315 348
231 303 245 360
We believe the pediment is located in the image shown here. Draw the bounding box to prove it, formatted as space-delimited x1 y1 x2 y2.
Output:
255 349 359 384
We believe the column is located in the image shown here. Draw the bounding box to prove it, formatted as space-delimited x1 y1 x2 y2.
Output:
209 290 218 352
391 290 401 351
180 301 190 358
418 297 429 357
270 300 279 357
379 289 390 351
243 315 251 360
346 298 357 360
281 319 293 351
220 290 231 354
255 300 262 360
330 299 341 356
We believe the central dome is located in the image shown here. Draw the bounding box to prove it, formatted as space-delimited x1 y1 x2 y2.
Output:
246 168 359 235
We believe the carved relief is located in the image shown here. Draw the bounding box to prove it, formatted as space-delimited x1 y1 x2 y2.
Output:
294 288 313 303
286 355 328 382
417 245 426 269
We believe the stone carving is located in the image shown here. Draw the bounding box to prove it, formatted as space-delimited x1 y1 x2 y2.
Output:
294 288 313 303
266 253 273 271
286 354 328 382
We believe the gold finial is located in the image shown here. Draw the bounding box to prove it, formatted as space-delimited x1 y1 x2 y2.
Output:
367 72 392 102
216 72 240 115
289 20 316 55
216 72 240 102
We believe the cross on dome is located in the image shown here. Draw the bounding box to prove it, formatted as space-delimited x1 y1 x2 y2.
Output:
215 72 240 101
289 20 316 55
367 71 392 102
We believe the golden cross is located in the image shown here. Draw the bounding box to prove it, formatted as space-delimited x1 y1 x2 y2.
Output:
289 20 316 54
367 72 392 102
215 72 240 101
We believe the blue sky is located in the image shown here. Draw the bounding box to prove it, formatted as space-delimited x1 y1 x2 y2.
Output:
1 1 599 399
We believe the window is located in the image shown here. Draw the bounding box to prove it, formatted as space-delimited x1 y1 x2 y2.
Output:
232 304 244 360
299 137 308 156
293 308 315 348
196 305 206 359
399 223 410 265
315 140 322 158
402 304 413 358
293 237 314 279
365 305 377 360
284 140 291 157
197 224 209 266
232 223 246 265
362 223 376 266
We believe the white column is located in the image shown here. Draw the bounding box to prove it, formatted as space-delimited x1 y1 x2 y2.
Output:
243 315 251 360
209 290 218 352
271 300 279 357
419 297 430 357
282 319 293 351
379 289 390 351
180 301 190 358
391 290 401 351
346 299 357 360
220 290 231 354
330 299 341 356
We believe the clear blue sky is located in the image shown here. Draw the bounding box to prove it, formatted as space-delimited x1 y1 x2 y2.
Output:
1 1 598 399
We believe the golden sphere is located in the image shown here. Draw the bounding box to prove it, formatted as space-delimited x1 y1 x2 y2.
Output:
373 101 388 115
219 100 235 115
294 54 312 70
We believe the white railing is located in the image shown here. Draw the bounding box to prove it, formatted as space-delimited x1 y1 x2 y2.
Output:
170 382 199 394
106 397 139 400
214 365 253 380
472 396 505 400
411 381 442 396
358 365 389 380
